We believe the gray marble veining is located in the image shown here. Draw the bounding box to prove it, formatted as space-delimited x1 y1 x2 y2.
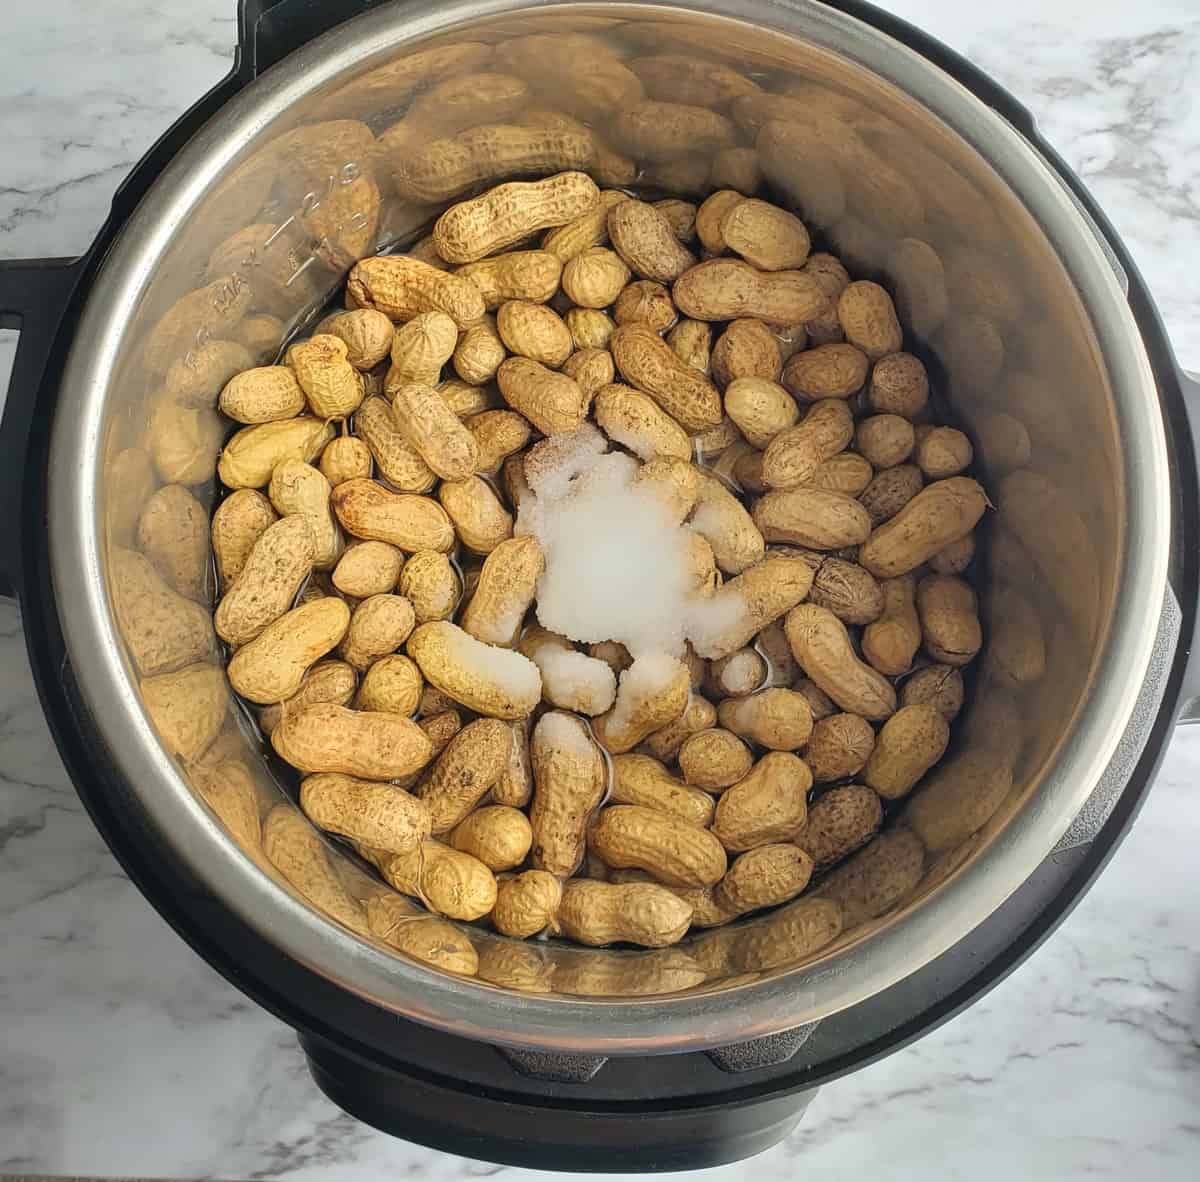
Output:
0 1 1198 1178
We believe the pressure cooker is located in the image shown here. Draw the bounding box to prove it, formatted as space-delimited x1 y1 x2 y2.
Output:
0 0 1197 1170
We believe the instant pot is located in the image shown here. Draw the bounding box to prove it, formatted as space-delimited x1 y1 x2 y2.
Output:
1 0 1198 1170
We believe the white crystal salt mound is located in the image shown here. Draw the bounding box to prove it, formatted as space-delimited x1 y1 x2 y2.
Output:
533 709 598 757
603 651 687 736
440 621 543 701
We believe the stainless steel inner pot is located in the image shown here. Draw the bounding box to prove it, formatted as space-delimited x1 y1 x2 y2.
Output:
48 0 1174 1053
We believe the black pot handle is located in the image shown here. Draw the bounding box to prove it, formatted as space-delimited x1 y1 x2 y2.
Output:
1175 368 1200 723
238 0 391 75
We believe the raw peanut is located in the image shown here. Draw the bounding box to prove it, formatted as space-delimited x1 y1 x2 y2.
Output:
863 703 949 800
868 352 929 418
408 621 541 719
552 945 707 996
652 198 698 241
301 774 430 854
809 558 884 625
711 752 811 852
755 120 846 228
380 840 498 921
929 532 976 575
796 784 882 866
693 416 743 460
492 868 563 938
814 828 925 927
419 717 511 833
708 647 768 697
260 659 357 735
268 460 340 569
721 199 811 271
785 603 896 720
439 476 513 553
711 318 783 386
496 300 573 367
717 844 814 914
612 280 678 333
688 553 812 659
985 586 1046 688
356 653 423 715
709 147 761 194
287 335 365 419
675 258 830 326
906 751 1013 854
143 275 253 379
387 311 458 389
695 189 746 255
614 100 734 160
353 396 436 493
916 426 973 479
761 398 854 490
837 281 902 360
416 710 464 762
397 124 593 205
272 702 433 778
641 694 717 763
610 323 722 431
333 479 455 552
804 713 876 783
315 309 395 370
262 807 367 935
917 574 981 666
461 535 544 647
856 414 915 469
320 435 373 486
433 170 599 264
165 338 256 408
418 684 459 718
562 247 630 309
466 410 531 475
493 718 534 808
146 395 223 486
217 417 334 490
558 879 693 948
668 319 712 375
812 452 874 497
899 664 964 721
782 343 869 402
862 574 921 676
678 727 754 791
366 898 478 976
732 896 843 972
610 754 715 828
229 598 350 705
339 594 416 671
453 316 507 386
347 255 486 328
449 805 532 871
592 654 690 754
724 377 799 449
235 315 285 361
593 383 691 463
530 710 607 876
795 677 836 722
717 687 815 752
592 805 727 888
630 54 759 108
194 760 262 852
497 357 587 434
138 484 209 602
215 515 315 647
859 463 924 527
976 412 1032 474
391 383 480 481
681 532 717 596
561 347 614 400
141 663 227 762
753 488 872 550
398 550 461 623
542 189 630 261
565 311 615 352
332 540 402 598
608 199 697 284
218 367 306 424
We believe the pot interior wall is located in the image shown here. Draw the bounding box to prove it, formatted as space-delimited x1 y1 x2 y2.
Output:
87 4 1121 1008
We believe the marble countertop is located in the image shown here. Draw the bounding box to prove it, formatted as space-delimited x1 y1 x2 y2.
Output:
1 1 1198 1178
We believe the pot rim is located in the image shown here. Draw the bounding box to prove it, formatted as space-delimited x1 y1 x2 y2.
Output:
48 0 1172 1053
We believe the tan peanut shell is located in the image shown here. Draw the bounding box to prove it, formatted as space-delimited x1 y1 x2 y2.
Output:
542 188 630 261
782 343 869 402
217 416 334 490
407 621 541 719
391 382 480 481
900 664 964 721
558 879 693 948
677 727 754 791
724 378 799 450
562 247 630 308
420 718 512 833
448 805 532 871
332 479 455 552
492 869 563 938
320 434 373 486
496 300 573 368
814 827 925 928
141 663 227 762
717 843 814 914
859 477 989 578
497 356 587 435
268 459 340 569
592 656 690 754
689 553 813 660
651 197 698 240
286 334 365 419
271 703 434 779
387 311 458 390
711 752 811 852
811 452 873 497
347 255 486 329
339 594 416 671
460 535 544 647
721 199 811 271
593 384 691 463
194 760 262 853
859 574 919 677
809 558 884 625
868 352 929 419
137 484 209 603
710 318 780 386
380 840 498 921
708 647 768 697
529 710 607 877
332 540 402 598
229 597 350 705
565 308 616 351
753 488 872 550
804 712 875 783
929 532 976 576
837 281 903 359
439 475 513 553
609 323 722 432
856 414 916 470
453 316 508 386
398 550 460 623
917 574 982 666
717 687 814 752
695 188 746 254
353 396 437 492
468 410 533 473
260 659 358 735
610 754 715 828
146 395 223 486
561 347 614 399
165 337 256 407
641 694 717 763
761 398 854 490
796 784 883 867
300 774 430 854
863 703 950 800
607 199 697 284
356 653 423 715
219 366 306 424
591 805 727 889
613 281 678 333
785 603 896 720
688 474 765 576
859 464 924 528
317 309 395 370
674 259 830 326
